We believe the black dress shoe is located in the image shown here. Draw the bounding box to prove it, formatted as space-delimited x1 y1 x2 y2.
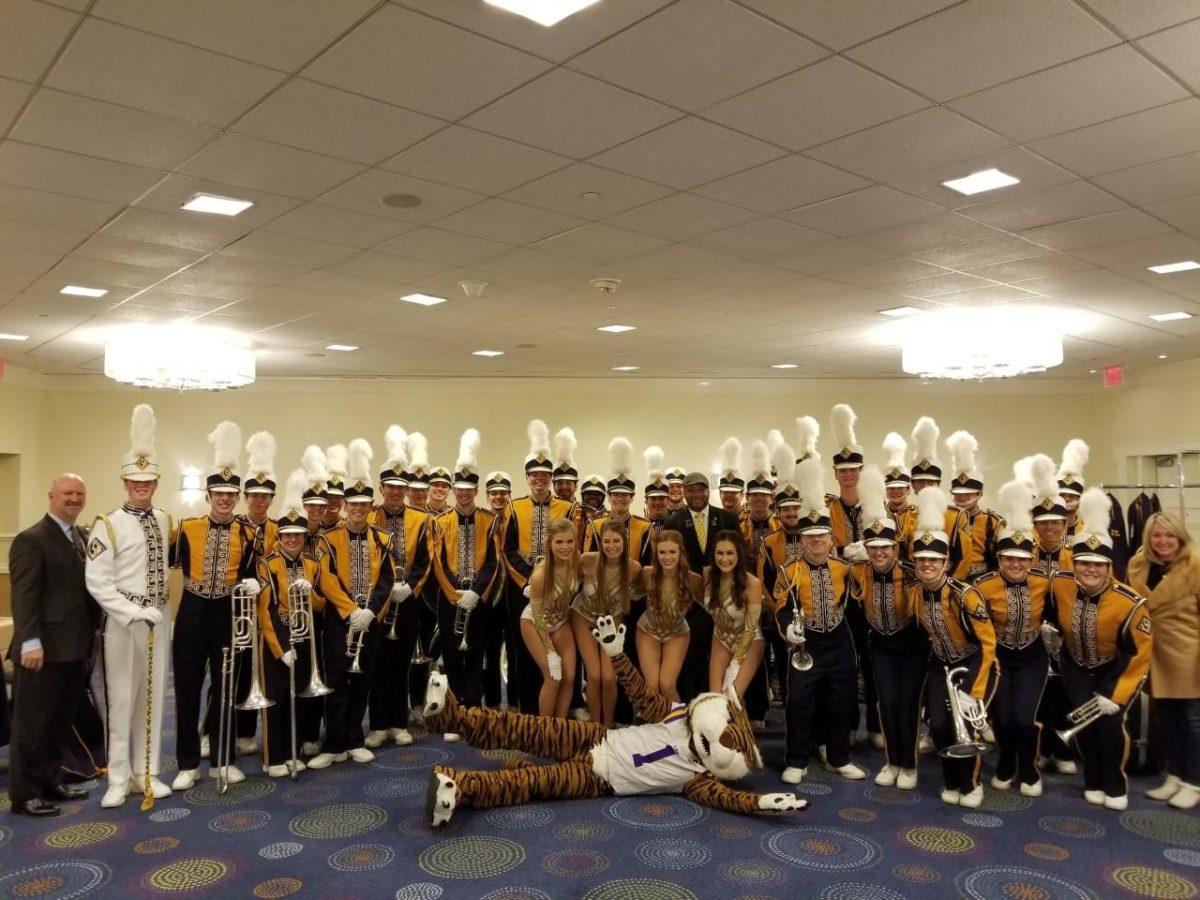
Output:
13 799 62 817
48 784 89 801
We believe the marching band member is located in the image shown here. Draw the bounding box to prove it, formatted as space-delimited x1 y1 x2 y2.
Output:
310 439 395 768
402 431 438 713
366 426 431 748
704 530 765 700
86 405 173 809
975 480 1051 796
323 444 347 530
300 446 330 558
795 415 820 464
257 470 324 777
1046 488 1152 810
637 529 700 703
1057 439 1089 536
431 430 498 731
909 487 998 807
774 459 865 785
522 518 583 718
426 463 453 517
482 472 513 709
665 465 687 513
849 466 927 790
717 437 745 517
909 417 973 579
552 427 580 503
883 432 917 544
758 442 805 598
171 421 258 791
405 432 432 512
946 431 1004 580
575 474 608 549
740 439 781 722
584 438 652 561
504 420 575 713
643 446 671 551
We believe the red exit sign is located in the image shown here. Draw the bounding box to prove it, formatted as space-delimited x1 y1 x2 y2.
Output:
1104 365 1123 387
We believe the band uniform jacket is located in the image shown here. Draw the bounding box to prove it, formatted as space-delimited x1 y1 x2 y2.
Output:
172 515 257 599
970 570 1051 652
317 522 395 620
239 514 279 562
1126 551 1197 699
902 507 972 577
1106 493 1131 581
9 514 99 663
757 527 804 597
772 555 851 642
964 508 1005 580
85 506 173 627
257 551 323 661
368 505 432 595
503 496 575 589
1047 573 1152 705
740 511 781 580
433 507 499 604
663 505 741 573
825 494 862 551
583 513 653 563
1127 492 1161 552
910 576 998 699
848 560 916 636
1032 542 1074 576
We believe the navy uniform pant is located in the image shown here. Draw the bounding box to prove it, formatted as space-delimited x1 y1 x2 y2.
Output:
993 643 1050 785
784 625 857 769
869 624 929 770
1061 656 1132 798
926 652 996 793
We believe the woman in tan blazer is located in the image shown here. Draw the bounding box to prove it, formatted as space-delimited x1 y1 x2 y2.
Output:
1127 512 1200 810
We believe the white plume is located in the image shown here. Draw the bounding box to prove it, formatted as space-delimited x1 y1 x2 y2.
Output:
527 419 550 457
609 436 634 478
859 465 888 525
208 421 242 470
766 429 785 455
795 457 826 513
644 445 665 481
719 437 742 475
129 404 157 458
301 445 329 485
1029 453 1059 502
916 486 948 533
795 416 820 459
1059 438 1090 477
1078 487 1110 536
281 468 307 513
883 431 907 468
456 428 481 471
830 403 857 450
554 427 577 466
384 425 409 470
772 442 796 487
347 438 372 483
325 444 348 478
946 430 978 476
997 480 1034 534
750 439 771 480
406 432 429 470
246 431 276 475
911 416 940 464
1012 455 1035 488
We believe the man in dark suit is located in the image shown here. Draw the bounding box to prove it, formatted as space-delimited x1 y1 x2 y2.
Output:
663 472 741 700
8 474 99 816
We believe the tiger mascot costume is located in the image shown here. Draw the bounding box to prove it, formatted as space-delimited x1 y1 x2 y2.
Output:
423 615 806 826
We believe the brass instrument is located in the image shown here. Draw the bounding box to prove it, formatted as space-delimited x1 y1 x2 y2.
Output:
217 582 272 794
942 666 990 758
1056 694 1106 745
454 602 471 652
286 581 330 779
346 593 368 674
382 570 407 641
788 595 813 672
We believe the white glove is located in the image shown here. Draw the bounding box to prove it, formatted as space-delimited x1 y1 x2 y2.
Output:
292 578 312 593
583 580 597 598
547 650 563 682
956 691 983 721
842 541 868 563
456 590 479 612
523 584 532 599
239 577 262 595
137 606 164 627
349 607 375 632
722 660 741 691
590 615 626 658
1040 622 1062 655
391 582 413 603
1095 694 1121 716
785 621 805 646
280 650 296 668
758 792 807 813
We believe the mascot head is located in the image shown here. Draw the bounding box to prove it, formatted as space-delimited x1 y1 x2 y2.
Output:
686 687 763 781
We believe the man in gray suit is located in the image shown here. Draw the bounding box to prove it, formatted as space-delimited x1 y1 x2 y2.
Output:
8 474 99 816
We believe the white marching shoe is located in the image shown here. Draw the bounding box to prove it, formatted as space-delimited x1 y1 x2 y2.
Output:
364 730 387 749
266 761 306 778
1104 794 1129 811
199 735 210 759
1169 784 1200 810
833 762 867 780
306 752 347 770
390 728 414 746
101 783 128 808
875 765 899 787
210 765 245 784
236 737 257 756
148 778 172 799
443 733 461 743
1020 780 1043 797
918 734 934 755
1084 789 1105 806
172 769 199 791
427 771 458 827
896 768 918 790
1054 758 1078 775
348 747 375 763
781 766 807 785
1147 775 1182 801
301 741 321 757
940 788 962 805
991 774 1013 791
959 786 984 808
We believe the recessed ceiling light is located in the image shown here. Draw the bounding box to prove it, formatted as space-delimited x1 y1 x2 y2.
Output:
0 332 29 341
1089 369 1098 374
1159 354 1169 359
612 365 639 371
483 0 601 26
1147 260 1200 274
401 293 447 307
879 305 922 318
61 285 108 298
472 349 504 357
699 381 710 386
1149 311 1194 322
181 192 254 216
597 324 635 333
942 168 1021 196
325 343 359 352
581 191 601 200
770 363 798 369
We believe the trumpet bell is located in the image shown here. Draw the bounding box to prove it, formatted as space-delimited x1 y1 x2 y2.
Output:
789 650 814 671
298 680 334 699
941 741 989 759
237 683 274 711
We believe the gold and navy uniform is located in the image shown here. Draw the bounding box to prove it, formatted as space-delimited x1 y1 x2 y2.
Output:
849 560 917 637
240 514 280 562
433 507 499 708
502 496 575 590
964 508 1005 580
825 493 862 550
583 513 653 563
368 506 432 594
1032 541 1074 576
740 511 781 576
890 504 918 547
570 503 600 552
757 527 804 596
172 515 257 598
773 555 857 770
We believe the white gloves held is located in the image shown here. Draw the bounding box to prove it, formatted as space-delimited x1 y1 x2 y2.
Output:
239 577 262 595
582 580 597 598
391 582 413 603
137 606 164 627
1095 694 1121 716
280 650 296 668
758 792 806 813
547 651 563 682
722 660 741 691
456 590 479 612
785 621 805 646
523 584 532 599
956 690 984 722
349 607 375 632
842 541 868 563
590 615 626 658
292 578 312 594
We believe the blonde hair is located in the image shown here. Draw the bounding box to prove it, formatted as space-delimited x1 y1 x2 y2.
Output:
542 517 580 593
1141 511 1193 566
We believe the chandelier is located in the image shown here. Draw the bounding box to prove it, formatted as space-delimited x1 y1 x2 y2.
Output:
899 307 1064 380
104 324 255 390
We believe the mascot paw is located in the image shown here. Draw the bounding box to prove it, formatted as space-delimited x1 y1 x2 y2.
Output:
758 792 807 813
426 770 458 828
423 672 450 718
591 615 626 658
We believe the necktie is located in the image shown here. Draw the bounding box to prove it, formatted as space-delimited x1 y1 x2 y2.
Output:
695 510 707 551
72 527 86 560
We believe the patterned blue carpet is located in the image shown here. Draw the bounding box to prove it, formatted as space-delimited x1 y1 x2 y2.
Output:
2 679 1199 899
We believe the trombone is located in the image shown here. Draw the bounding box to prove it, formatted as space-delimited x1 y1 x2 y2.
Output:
217 582 273 794
346 593 369 674
942 666 990 759
1056 694 1106 745
286 581 331 779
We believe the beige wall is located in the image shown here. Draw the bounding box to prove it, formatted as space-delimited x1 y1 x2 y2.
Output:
0 367 50 562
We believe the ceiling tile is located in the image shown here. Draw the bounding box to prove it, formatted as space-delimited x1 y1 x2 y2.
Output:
806 108 1009 182
501 163 673 220
318 169 485 224
36 254 172 290
847 0 1118 100
70 234 205 270
134 173 302 228
435 198 585 245
0 247 61 281
0 183 120 232
688 218 827 259
782 186 943 237
590 118 783 191
1082 0 1200 38
0 77 32 132
1138 18 1200 93
1147 193 1200 235
950 46 1188 143
703 57 929 150
569 0 825 110
127 269 260 302
957 180 1127 231
896 271 994 298
327 251 445 284
1071 231 1200 275
738 0 959 49
464 69 679 159
101 207 251 253
10 88 217 169
824 257 948 288
694 155 870 215
1095 151 1200 206
604 192 757 241
45 18 282 126
0 218 87 254
373 227 514 266
262 203 413 249
0 0 78 82
92 0 378 70
303 4 550 119
886 145 1077 207
1028 99 1200 176
179 133 363 200
185 253 310 286
222 230 358 268
604 244 740 283
911 234 1049 269
964 253 1094 284
530 223 671 264
280 269 397 300
232 79 444 165
381 126 570 195
764 239 892 275
0 140 162 205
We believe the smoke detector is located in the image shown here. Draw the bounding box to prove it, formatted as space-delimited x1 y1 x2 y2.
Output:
459 280 488 298
590 276 621 295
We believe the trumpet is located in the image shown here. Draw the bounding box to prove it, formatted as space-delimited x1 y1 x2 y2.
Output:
382 570 407 641
942 666 990 759
1056 694 1106 745
788 596 813 672
286 581 331 778
217 582 273 794
346 593 368 674
454 603 471 652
